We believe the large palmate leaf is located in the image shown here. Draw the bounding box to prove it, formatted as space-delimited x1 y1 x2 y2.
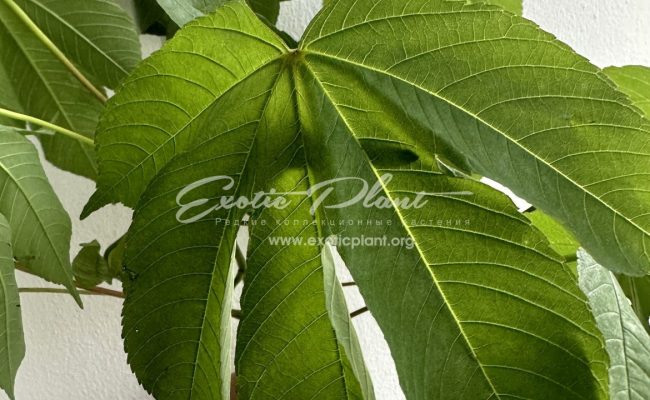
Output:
0 131 79 303
122 15 373 395
0 214 25 400
96 0 649 398
0 0 102 179
578 250 650 400
93 0 650 277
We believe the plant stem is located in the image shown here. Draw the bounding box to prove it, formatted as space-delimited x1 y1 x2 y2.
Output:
0 107 94 146
3 0 108 103
15 263 125 299
19 287 125 298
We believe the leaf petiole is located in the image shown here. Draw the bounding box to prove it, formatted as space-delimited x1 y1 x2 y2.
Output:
19 287 125 298
0 107 94 146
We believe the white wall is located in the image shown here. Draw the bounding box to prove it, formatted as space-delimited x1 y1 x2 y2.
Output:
5 0 650 399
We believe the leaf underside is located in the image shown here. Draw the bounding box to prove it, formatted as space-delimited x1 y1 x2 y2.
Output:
101 0 650 398
578 250 650 400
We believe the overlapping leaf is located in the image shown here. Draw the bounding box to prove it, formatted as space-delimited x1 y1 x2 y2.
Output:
578 250 650 400
618 275 650 333
301 0 650 276
120 8 288 395
15 0 141 89
154 0 286 28
72 240 120 289
603 65 650 332
0 131 79 303
605 66 650 117
0 214 24 400
236 124 373 399
295 65 609 398
0 0 102 179
121 14 375 396
83 0 288 216
322 247 375 400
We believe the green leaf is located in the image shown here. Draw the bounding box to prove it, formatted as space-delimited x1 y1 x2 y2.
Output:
72 240 119 289
0 0 102 179
104 235 126 281
295 65 609 398
301 0 650 276
83 0 288 216
15 0 141 89
321 246 375 400
0 67 23 128
527 209 580 261
128 0 177 36
248 0 284 24
617 275 650 334
154 0 205 26
0 130 79 303
236 151 372 398
120 13 286 394
0 214 25 400
578 250 650 400
605 66 650 118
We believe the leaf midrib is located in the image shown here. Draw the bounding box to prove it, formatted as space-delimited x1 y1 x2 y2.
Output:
186 59 288 400
0 140 75 298
303 50 650 255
